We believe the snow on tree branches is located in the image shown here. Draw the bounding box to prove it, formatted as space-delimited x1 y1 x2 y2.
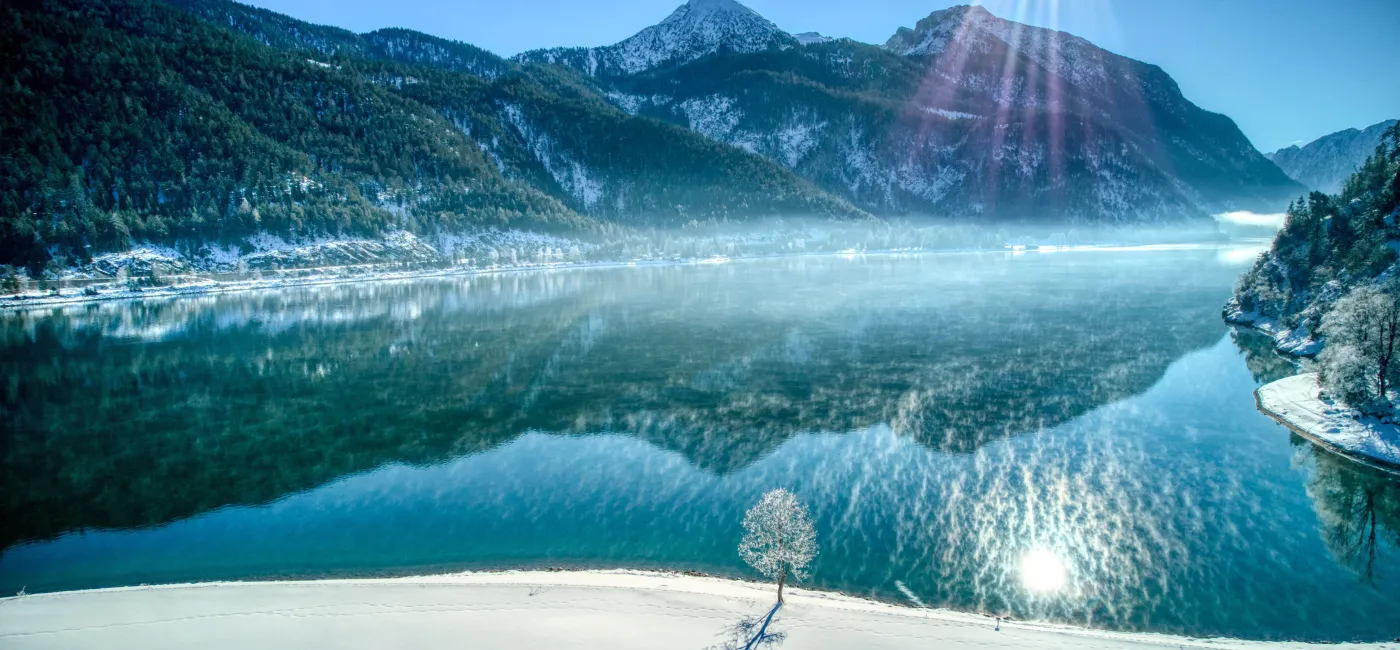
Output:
1319 282 1400 413
739 488 817 603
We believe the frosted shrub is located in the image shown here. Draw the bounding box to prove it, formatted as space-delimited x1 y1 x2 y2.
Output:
1318 283 1400 412
1321 344 1375 407
1 265 21 294
1235 258 1289 318
739 488 817 603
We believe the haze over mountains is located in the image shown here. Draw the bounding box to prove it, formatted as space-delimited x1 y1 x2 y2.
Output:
1267 119 1398 194
1 0 1308 269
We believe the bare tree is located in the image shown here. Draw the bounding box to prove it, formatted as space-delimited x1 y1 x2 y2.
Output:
739 488 817 604
1319 283 1400 410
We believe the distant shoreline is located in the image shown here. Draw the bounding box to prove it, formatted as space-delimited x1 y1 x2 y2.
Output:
2 241 1259 313
2 570 1389 649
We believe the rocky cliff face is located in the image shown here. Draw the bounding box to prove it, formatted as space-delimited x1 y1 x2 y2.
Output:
1268 119 1399 194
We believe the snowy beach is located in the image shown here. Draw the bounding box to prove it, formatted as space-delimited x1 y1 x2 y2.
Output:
2 570 1394 650
1255 373 1400 474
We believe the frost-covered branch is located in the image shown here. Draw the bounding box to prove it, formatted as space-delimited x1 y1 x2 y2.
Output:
739 488 817 603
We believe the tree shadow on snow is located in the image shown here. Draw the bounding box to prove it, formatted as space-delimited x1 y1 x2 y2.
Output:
706 602 785 650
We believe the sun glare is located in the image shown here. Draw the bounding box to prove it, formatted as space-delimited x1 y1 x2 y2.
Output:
1019 548 1068 594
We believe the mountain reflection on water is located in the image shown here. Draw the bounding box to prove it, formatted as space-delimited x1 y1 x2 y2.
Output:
3 247 1399 641
6 252 1221 546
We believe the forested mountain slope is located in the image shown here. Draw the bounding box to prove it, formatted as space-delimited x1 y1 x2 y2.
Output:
162 0 511 78
1 0 583 270
159 0 865 226
3 0 1310 272
1 0 861 270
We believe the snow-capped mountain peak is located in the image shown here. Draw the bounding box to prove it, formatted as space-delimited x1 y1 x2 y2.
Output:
517 0 795 76
660 0 760 25
610 0 794 74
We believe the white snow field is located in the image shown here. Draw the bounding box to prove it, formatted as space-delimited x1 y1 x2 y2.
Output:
1255 373 1400 473
1 571 1395 650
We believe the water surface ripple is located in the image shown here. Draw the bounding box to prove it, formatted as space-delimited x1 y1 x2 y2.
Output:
2 248 1397 641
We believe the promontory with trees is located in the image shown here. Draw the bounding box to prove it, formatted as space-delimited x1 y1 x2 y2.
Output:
1229 122 1400 459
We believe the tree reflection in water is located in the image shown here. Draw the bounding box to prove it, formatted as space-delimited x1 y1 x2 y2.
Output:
1230 322 1399 582
1299 440 1400 582
1228 327 1299 385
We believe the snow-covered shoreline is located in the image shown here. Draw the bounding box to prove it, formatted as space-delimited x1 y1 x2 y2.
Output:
0 257 626 312
1 570 1391 649
1255 373 1400 474
1222 298 1323 356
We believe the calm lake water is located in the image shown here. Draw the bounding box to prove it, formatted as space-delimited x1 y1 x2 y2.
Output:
3 247 1398 642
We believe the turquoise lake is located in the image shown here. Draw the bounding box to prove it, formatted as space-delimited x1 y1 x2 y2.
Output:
2 246 1397 641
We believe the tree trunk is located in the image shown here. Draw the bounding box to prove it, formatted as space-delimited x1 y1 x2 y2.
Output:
776 570 786 604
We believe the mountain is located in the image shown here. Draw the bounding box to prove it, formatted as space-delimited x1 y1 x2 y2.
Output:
0 0 862 270
1 0 1310 270
516 0 797 77
1268 119 1399 194
519 2 1303 224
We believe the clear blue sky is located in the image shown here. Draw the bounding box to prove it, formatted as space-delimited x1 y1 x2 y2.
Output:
244 0 1399 153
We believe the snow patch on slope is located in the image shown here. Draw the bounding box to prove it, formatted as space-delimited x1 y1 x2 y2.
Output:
499 103 604 209
924 107 981 120
676 97 827 166
679 96 745 144
604 91 675 115
775 120 825 168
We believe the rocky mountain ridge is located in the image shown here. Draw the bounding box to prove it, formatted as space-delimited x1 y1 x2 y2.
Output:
1268 119 1399 194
